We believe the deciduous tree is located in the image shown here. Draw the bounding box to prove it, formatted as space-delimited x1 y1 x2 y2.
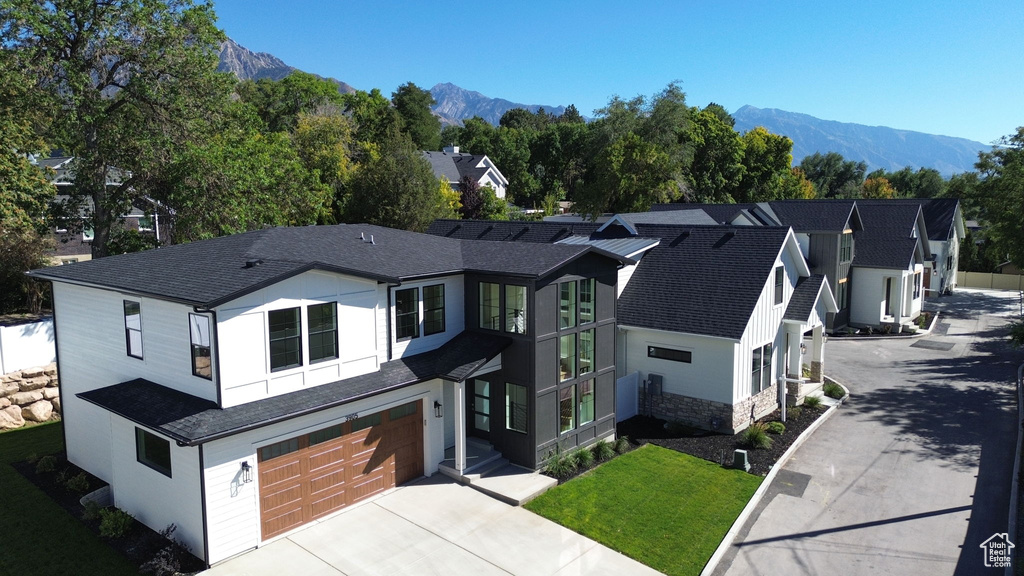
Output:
976 127 1024 268
391 82 441 151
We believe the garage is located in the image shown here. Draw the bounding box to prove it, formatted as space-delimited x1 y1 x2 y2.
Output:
257 400 424 540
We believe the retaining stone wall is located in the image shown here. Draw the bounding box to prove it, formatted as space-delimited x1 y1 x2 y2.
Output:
0 362 61 430
642 383 779 434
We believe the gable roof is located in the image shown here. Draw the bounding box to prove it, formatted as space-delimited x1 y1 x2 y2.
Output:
854 201 927 238
422 151 507 188
426 219 601 243
29 224 624 308
862 197 962 241
78 331 511 446
653 200 862 233
852 237 922 269
784 274 836 323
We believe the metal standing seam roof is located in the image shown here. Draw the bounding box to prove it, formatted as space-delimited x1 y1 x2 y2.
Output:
78 331 512 445
556 235 661 259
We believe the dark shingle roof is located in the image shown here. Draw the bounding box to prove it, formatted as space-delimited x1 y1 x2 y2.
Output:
78 331 511 445
616 225 792 339
860 198 960 241
854 201 925 238
650 203 752 224
784 275 827 322
29 224 617 307
852 237 920 269
653 200 860 233
426 220 600 243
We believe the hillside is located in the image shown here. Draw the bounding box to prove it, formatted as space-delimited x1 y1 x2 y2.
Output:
733 105 988 176
429 83 568 126
217 38 355 93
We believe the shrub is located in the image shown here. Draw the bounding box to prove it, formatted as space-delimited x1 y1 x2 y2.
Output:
99 507 135 539
823 382 844 399
614 436 631 454
82 500 102 521
741 422 773 449
591 439 615 462
141 525 191 576
64 471 90 494
572 446 595 470
544 449 577 479
788 406 803 419
803 395 822 408
1011 320 1024 348
35 454 57 474
766 421 786 435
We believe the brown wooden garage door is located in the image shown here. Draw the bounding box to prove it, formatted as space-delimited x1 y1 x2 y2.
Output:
258 400 423 540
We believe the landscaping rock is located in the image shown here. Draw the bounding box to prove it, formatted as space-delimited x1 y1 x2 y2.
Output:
1 406 25 429
20 367 45 379
51 397 61 414
10 390 44 406
0 397 9 409
18 377 49 392
22 400 53 422
43 363 57 377
42 387 60 400
45 376 58 388
1 382 20 397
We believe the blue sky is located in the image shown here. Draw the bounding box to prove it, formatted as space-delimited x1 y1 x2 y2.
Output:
212 0 1022 145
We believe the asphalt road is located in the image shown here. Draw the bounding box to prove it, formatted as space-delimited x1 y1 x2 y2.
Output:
715 289 1023 576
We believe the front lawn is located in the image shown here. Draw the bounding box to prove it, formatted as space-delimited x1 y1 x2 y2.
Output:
525 444 761 576
0 423 136 576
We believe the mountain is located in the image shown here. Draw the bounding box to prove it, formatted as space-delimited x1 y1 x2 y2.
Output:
430 82 569 126
217 38 355 93
732 105 987 176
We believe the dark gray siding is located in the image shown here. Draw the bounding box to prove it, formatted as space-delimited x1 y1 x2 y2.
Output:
809 232 853 330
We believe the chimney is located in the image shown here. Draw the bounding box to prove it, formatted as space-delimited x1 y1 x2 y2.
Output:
443 145 459 154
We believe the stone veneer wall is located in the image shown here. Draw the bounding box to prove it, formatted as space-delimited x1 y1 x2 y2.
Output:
0 362 61 430
642 383 779 434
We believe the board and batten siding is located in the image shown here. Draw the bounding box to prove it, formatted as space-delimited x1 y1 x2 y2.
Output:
390 275 465 359
109 414 205 559
620 326 736 405
215 270 382 408
53 283 217 482
202 380 445 565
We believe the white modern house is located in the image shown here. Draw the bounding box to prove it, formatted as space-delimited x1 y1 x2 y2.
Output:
422 146 509 199
887 198 965 296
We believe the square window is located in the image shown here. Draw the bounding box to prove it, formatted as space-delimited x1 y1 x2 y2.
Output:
579 278 595 324
269 308 302 371
559 386 575 433
559 334 576 381
309 424 343 446
505 383 528 433
505 285 527 334
189 313 212 379
479 282 500 330
579 328 595 375
395 288 419 339
135 428 171 477
124 300 143 359
559 282 577 329
351 412 382 432
578 380 595 426
308 302 338 363
423 284 445 336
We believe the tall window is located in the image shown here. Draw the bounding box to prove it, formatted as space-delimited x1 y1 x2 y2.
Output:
837 278 849 310
506 383 528 433
124 300 143 359
752 343 773 396
308 302 338 363
395 288 419 340
136 428 171 477
559 334 576 381
505 285 527 334
423 284 445 335
559 387 575 433
774 266 785 305
913 273 921 299
269 308 302 371
578 380 595 426
559 282 576 329
579 278 595 324
579 328 595 375
480 282 500 330
840 232 853 262
189 313 212 379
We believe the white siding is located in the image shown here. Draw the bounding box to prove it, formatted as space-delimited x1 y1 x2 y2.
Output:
617 264 639 297
216 270 381 408
0 318 55 375
109 415 205 559
202 380 445 564
390 275 465 359
795 233 811 259
620 326 736 405
849 265 920 327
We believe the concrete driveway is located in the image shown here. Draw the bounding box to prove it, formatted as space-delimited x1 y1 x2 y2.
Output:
715 289 1023 576
202 474 660 576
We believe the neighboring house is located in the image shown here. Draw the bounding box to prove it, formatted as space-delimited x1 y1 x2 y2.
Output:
27 224 626 565
427 219 837 433
883 198 965 295
850 201 931 330
652 200 862 332
422 146 509 198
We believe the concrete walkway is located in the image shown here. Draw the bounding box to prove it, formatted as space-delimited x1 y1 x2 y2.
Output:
714 289 1022 576
203 474 661 576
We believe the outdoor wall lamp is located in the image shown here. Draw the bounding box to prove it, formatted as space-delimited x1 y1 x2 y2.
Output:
800 342 807 355
434 401 443 418
240 461 252 484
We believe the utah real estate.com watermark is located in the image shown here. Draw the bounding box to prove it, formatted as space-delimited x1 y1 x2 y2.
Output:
981 533 1015 568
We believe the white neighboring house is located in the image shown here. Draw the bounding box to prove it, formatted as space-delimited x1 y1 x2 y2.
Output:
422 146 508 199
896 198 965 295
849 202 931 330
28 224 626 566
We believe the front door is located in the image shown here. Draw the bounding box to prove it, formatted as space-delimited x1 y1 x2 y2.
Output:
469 378 490 440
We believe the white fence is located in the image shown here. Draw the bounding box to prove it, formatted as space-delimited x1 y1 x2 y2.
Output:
0 318 55 375
616 371 640 422
956 271 1024 292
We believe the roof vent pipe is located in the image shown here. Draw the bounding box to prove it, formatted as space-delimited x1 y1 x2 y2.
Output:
370 234 375 245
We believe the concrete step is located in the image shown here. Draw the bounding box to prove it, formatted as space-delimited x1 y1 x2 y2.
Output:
462 457 509 484
468 463 558 506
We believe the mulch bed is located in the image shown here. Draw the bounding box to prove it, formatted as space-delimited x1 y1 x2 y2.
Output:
617 404 828 476
13 454 205 575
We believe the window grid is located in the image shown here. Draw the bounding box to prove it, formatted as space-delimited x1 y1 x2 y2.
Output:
308 302 339 363
578 380 595 426
559 282 577 329
579 278 595 324
579 328 595 375
559 334 576 382
559 386 575 433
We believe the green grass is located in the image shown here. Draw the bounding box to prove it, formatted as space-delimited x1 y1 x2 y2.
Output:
0 423 137 576
525 444 762 576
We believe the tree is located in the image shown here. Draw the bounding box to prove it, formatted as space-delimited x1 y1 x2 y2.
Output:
799 152 867 198
576 132 680 217
2 0 232 258
236 71 345 133
780 168 817 199
0 58 54 233
342 88 402 148
558 104 585 124
866 166 946 198
861 177 897 199
499 108 552 132
683 107 744 203
976 127 1024 269
944 172 982 220
0 224 53 313
457 175 507 220
735 127 794 202
291 109 357 220
391 82 441 150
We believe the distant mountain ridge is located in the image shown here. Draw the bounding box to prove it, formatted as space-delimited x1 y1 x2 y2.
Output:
217 38 355 94
429 82 568 126
733 105 987 176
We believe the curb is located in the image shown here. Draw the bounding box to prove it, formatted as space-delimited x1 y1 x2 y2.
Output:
700 378 848 576
827 310 940 341
1007 363 1024 576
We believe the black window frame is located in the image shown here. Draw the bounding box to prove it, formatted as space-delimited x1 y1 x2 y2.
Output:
395 287 420 340
559 282 577 329
837 278 849 310
559 386 575 434
840 232 853 262
773 266 785 305
751 343 773 396
135 427 171 477
422 284 445 336
123 300 143 360
308 302 339 363
648 345 692 363
559 333 576 382
579 328 595 375
579 278 596 324
505 284 528 335
268 307 303 372
189 313 212 380
479 282 501 330
578 379 595 426
505 382 528 434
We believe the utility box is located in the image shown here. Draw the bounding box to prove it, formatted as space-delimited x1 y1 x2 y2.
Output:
733 449 750 472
